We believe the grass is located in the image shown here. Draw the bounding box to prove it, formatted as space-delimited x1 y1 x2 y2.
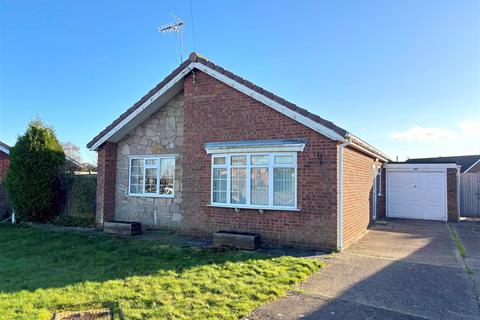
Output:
52 215 96 228
0 224 320 320
448 223 474 277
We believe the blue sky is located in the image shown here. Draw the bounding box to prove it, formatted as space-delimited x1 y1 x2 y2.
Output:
0 0 479 162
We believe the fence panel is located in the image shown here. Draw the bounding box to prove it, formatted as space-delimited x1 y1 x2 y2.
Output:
460 173 480 217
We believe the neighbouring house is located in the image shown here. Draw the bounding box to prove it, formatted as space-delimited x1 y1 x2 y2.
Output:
0 141 10 218
87 52 458 250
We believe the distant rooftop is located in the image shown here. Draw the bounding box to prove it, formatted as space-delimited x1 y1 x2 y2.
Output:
405 155 480 173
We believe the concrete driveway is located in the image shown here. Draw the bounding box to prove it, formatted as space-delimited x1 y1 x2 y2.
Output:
249 220 480 320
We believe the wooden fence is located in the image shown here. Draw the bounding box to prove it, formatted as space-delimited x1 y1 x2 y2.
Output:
460 173 480 218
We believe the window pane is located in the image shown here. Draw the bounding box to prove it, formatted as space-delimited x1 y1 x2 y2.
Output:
251 155 269 166
231 168 246 204
131 176 143 185
231 155 247 166
131 166 143 175
213 168 227 203
251 168 269 205
130 184 141 194
213 157 226 165
160 158 175 195
274 168 295 206
130 159 144 194
145 159 159 166
275 155 294 165
145 168 158 193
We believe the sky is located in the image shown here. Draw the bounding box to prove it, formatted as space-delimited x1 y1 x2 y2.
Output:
0 0 479 162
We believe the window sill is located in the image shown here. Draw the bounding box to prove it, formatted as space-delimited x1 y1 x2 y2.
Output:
127 194 174 198
207 204 301 212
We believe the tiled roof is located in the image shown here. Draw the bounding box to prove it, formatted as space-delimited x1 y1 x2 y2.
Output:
87 52 349 149
405 155 480 172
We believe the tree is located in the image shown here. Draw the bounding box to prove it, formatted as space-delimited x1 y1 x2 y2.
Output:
4 119 65 222
61 141 82 163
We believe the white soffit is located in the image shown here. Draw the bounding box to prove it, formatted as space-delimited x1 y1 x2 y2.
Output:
0 146 9 155
205 139 306 154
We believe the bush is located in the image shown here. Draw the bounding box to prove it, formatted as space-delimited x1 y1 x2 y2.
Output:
4 119 65 222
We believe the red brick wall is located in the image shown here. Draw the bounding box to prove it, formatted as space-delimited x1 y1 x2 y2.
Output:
0 152 10 218
0 152 9 181
96 142 117 227
447 168 458 222
182 71 339 249
342 146 379 248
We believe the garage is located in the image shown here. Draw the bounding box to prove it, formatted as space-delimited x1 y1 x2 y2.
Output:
385 164 460 221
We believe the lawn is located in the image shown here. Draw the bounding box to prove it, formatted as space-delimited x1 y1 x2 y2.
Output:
0 224 321 320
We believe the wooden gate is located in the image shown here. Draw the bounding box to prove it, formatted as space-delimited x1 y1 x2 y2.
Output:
460 173 480 217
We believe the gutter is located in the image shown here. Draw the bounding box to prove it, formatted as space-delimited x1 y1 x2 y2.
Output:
337 138 351 251
347 134 390 162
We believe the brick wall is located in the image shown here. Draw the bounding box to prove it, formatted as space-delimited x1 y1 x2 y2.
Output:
0 152 9 181
96 142 117 227
0 152 10 218
447 168 459 222
342 146 379 248
182 71 339 249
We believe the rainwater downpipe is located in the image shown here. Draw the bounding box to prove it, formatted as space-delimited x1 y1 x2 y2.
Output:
337 138 351 252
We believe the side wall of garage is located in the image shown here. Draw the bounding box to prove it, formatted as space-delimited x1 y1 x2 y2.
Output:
447 168 459 222
342 146 383 248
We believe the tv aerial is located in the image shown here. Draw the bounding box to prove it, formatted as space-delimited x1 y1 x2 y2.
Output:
158 15 185 62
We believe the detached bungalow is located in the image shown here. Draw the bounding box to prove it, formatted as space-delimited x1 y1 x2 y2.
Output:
88 52 391 250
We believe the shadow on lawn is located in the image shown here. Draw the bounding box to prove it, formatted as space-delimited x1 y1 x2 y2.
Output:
0 224 272 293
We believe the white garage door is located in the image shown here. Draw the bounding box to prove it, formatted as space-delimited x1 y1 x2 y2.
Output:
387 170 447 221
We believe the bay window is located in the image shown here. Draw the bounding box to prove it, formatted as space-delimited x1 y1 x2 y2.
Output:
128 156 175 197
211 153 297 210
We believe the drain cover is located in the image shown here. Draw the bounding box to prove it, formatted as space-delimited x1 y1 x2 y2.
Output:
51 308 112 320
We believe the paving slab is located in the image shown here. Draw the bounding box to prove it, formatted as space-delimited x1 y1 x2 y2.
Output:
348 220 463 268
298 254 479 320
454 221 480 260
454 221 480 279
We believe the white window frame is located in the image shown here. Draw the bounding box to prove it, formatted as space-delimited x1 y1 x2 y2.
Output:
128 155 175 198
210 152 298 211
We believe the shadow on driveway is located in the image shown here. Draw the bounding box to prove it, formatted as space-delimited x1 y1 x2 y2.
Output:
249 219 480 320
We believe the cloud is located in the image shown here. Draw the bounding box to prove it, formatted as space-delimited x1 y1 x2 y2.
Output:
458 120 480 136
389 126 458 142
